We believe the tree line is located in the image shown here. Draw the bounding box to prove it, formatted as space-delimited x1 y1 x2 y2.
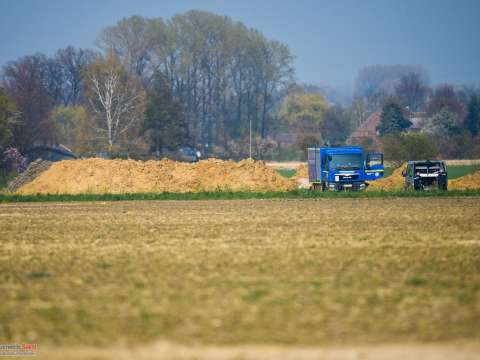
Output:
372 80 480 162
1 10 480 172
0 10 294 160
283 65 480 161
1 11 293 160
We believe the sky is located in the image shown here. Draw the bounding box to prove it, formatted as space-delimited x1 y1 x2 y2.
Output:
1 0 479 90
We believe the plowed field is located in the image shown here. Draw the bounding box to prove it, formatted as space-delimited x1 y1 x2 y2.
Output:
1 197 479 360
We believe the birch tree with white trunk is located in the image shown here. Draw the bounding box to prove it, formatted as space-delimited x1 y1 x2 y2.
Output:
86 55 145 149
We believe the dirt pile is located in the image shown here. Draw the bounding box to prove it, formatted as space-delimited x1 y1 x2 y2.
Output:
449 171 480 190
16 158 296 195
293 164 308 180
367 163 406 191
7 159 52 193
291 164 309 189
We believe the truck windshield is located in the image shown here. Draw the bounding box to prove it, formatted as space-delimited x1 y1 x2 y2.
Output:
414 162 445 173
329 154 363 170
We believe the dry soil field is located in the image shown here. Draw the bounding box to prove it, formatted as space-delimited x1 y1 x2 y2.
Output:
1 198 480 359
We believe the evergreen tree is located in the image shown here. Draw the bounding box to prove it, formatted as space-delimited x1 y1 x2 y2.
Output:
377 98 412 136
143 73 190 156
464 95 480 136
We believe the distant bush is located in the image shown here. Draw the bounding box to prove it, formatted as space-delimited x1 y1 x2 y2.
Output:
3 147 26 173
382 133 438 166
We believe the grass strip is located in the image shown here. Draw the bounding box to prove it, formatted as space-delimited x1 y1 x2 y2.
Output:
275 168 297 178
1 189 480 203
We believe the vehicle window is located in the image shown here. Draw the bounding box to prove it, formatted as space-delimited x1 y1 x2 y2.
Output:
367 153 382 167
180 147 195 155
415 162 443 173
329 154 363 170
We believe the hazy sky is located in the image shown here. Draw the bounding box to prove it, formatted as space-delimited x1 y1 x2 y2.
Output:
1 0 479 89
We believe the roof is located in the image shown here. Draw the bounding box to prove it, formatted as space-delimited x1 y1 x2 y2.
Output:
25 145 76 158
24 145 77 163
408 160 445 164
347 111 382 144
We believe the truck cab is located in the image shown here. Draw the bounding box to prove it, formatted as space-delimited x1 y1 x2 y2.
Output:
307 146 384 191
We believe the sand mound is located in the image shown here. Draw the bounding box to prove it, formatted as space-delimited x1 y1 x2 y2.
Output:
367 163 406 191
291 164 309 189
449 171 480 190
293 164 308 180
16 158 296 195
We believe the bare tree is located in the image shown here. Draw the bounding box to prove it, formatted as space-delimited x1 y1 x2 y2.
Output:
354 64 428 112
426 85 466 120
54 47 98 105
97 16 155 78
102 12 294 153
1 54 55 150
349 97 369 127
85 56 145 148
395 72 429 112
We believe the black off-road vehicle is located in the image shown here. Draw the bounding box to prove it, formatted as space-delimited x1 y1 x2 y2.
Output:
402 160 448 191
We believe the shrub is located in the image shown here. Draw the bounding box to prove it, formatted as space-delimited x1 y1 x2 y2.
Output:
3 147 26 173
382 133 438 166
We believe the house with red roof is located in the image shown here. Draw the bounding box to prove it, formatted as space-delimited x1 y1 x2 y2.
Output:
347 111 382 148
347 109 427 149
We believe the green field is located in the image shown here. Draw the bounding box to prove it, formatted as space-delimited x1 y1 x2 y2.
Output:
275 168 297 178
447 164 480 179
386 164 480 179
1 197 479 357
275 164 480 180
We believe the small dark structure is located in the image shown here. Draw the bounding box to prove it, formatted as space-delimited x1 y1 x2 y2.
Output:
24 145 77 164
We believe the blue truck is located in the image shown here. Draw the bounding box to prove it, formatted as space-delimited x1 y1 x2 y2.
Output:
307 146 384 191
